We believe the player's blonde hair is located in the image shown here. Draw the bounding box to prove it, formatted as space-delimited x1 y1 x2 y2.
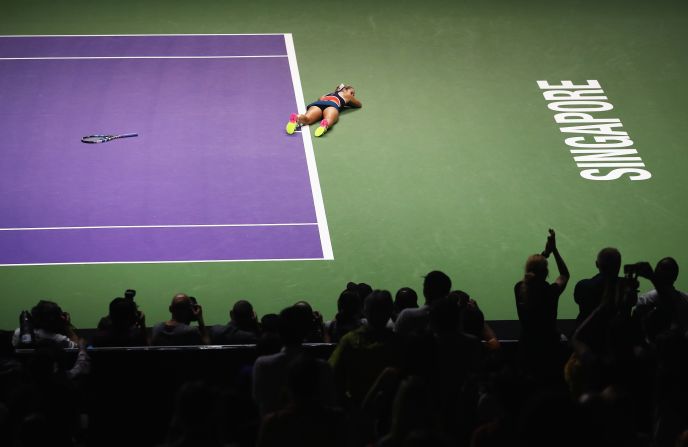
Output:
335 83 354 92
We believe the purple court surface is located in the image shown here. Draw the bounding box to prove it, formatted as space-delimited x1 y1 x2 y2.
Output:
0 34 333 265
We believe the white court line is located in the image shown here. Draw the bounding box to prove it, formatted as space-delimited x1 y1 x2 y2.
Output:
284 33 334 260
0 257 327 267
0 33 285 37
0 55 287 60
0 223 318 231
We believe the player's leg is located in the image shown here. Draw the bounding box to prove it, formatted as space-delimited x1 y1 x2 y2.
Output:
286 107 323 134
299 107 324 125
315 107 339 137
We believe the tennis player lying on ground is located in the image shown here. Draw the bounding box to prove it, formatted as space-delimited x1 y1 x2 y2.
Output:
286 84 362 137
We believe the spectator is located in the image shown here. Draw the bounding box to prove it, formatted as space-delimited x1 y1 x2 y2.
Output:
448 291 500 351
428 296 484 378
211 299 260 344
9 342 90 447
164 381 225 447
651 329 688 447
347 281 373 313
392 287 418 323
426 296 484 444
293 301 326 343
395 271 452 336
514 229 569 379
256 313 282 356
253 305 335 417
634 257 688 337
377 376 437 447
329 290 402 407
257 354 345 447
574 247 622 329
325 289 364 343
96 289 138 330
567 266 649 406
93 297 147 347
151 294 210 346
470 369 532 447
12 300 79 349
516 391 586 447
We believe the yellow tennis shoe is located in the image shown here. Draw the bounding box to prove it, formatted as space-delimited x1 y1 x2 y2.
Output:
314 119 329 137
285 113 299 135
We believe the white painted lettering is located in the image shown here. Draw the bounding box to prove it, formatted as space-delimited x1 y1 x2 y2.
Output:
538 80 650 181
580 168 652 181
548 101 614 112
536 80 601 89
564 136 634 148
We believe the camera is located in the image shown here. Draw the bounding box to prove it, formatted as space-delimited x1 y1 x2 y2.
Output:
623 263 640 276
188 296 200 320
624 262 652 278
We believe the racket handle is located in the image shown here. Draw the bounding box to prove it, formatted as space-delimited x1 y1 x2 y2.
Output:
118 133 138 138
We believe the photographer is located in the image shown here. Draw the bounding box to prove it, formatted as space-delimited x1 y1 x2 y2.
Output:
12 300 79 349
151 294 210 346
211 299 260 345
93 295 148 347
566 262 651 401
572 263 646 355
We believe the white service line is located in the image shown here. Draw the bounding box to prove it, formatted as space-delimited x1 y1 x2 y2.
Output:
0 55 288 60
0 33 286 37
0 223 319 231
0 257 328 267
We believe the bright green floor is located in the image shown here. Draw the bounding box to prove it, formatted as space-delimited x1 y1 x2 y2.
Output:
1 0 687 330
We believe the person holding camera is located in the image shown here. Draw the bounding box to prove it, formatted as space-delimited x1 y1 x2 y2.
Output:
12 300 80 349
93 295 148 347
151 294 210 346
211 299 261 345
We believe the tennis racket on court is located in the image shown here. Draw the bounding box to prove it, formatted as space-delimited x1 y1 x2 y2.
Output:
81 133 138 144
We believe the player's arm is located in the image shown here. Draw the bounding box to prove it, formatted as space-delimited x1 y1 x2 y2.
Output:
347 96 362 108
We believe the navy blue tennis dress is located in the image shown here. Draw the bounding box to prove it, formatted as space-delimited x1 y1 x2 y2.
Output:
307 91 347 111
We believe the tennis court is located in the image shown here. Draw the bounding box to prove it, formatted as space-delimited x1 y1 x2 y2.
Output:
0 34 331 265
0 0 687 331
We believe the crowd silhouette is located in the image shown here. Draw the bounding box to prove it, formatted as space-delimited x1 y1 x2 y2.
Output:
1 229 687 447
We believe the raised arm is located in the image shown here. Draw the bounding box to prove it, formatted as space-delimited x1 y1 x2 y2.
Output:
543 229 569 291
193 304 211 345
